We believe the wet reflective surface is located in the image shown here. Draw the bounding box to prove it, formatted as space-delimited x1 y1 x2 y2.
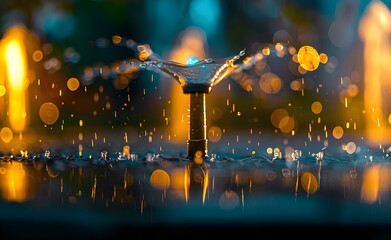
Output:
2 135 391 238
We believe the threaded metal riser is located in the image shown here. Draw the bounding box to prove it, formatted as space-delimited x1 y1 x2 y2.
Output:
187 93 207 158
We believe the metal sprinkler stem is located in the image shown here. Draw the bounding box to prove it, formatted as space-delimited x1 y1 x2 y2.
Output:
187 92 207 158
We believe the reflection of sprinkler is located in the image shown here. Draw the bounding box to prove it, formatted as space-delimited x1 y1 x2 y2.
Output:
142 51 245 160
185 162 208 204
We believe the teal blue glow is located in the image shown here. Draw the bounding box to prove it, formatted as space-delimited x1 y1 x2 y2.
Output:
189 0 220 35
186 56 201 66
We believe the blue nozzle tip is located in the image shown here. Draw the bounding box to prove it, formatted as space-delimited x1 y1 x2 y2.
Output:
186 56 200 66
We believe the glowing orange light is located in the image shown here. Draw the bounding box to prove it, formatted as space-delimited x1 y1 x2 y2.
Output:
332 126 344 139
275 43 284 51
311 101 323 114
271 108 289 128
259 72 282 94
202 169 209 205
262 47 270 56
168 27 207 142
300 171 318 194
361 165 380 204
67 77 80 91
279 116 295 133
39 102 59 125
346 142 357 154
297 46 320 71
0 85 6 96
319 53 328 64
112 35 122 44
184 166 189 202
32 50 43 62
266 148 273 154
208 126 222 143
0 162 30 202
0 127 13 143
2 26 29 133
150 169 170 190
242 56 251 64
359 1 391 145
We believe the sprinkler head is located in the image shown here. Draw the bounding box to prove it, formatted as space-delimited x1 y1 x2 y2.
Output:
141 50 245 94
141 50 246 160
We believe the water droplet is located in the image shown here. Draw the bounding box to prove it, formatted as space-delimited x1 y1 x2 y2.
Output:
316 152 324 161
101 151 108 161
291 150 301 161
146 153 153 162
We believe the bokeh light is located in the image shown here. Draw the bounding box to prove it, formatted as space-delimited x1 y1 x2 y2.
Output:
32 50 43 62
297 46 319 71
346 142 357 154
259 72 282 94
0 127 13 143
67 77 80 91
332 126 344 139
319 53 328 64
150 169 170 190
279 116 295 133
208 126 222 143
311 101 322 114
39 102 59 125
300 172 318 194
271 108 289 128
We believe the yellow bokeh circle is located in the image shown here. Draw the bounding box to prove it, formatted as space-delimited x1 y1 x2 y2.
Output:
332 126 344 139
39 102 59 125
297 46 320 71
311 101 322 114
0 127 13 143
67 78 80 91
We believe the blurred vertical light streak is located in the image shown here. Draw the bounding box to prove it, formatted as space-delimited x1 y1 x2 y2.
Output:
361 164 391 204
1 26 29 134
361 164 380 204
0 56 5 121
359 1 391 145
0 162 27 202
168 27 207 141
184 165 189 203
202 169 208 205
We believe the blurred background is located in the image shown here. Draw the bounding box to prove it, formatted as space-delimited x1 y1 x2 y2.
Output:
0 0 388 155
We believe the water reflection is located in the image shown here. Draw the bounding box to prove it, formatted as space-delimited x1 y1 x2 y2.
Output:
300 171 318 195
0 156 391 220
185 163 209 204
219 190 239 210
150 169 170 191
360 163 391 204
0 161 40 202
